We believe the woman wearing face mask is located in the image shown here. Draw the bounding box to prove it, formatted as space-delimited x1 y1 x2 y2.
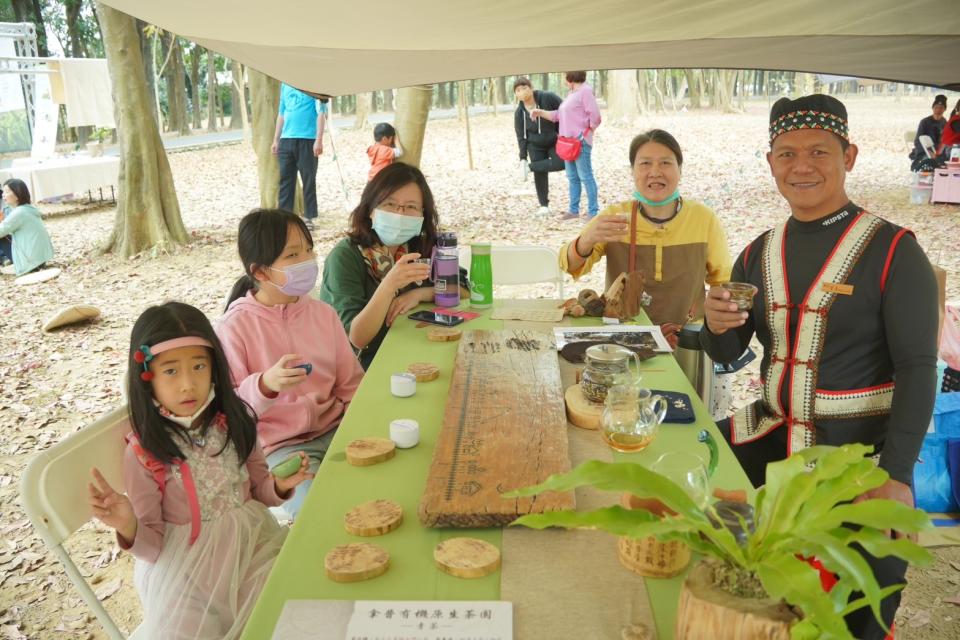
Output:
560 129 732 328
320 163 444 369
216 209 364 519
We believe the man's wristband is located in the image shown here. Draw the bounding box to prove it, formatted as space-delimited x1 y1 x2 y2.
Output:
574 236 592 259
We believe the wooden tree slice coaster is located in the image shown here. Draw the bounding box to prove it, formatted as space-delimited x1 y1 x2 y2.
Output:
344 499 404 536
346 437 396 466
407 362 440 382
564 383 602 430
325 542 390 583
433 537 501 579
427 327 462 342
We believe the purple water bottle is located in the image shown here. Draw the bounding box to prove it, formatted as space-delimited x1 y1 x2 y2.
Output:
432 231 460 308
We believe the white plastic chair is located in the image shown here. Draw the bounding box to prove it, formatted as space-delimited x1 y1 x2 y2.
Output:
459 244 565 297
20 405 133 640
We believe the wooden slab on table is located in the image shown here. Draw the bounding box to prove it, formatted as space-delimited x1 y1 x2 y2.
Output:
418 329 575 528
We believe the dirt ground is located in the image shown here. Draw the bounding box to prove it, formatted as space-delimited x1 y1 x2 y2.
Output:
1 96 958 638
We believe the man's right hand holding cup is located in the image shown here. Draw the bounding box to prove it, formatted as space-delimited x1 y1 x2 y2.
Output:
704 285 752 336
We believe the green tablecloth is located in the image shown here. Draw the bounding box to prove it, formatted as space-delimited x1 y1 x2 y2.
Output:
242 301 751 639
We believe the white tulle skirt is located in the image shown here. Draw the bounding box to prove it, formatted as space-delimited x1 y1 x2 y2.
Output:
132 501 286 639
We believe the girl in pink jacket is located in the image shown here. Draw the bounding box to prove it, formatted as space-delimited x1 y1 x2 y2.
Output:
216 209 364 518
87 302 312 639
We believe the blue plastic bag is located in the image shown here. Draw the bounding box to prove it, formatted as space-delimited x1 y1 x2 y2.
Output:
934 392 960 437
914 434 959 513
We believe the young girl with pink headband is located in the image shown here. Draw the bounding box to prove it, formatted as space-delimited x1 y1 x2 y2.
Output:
87 301 312 638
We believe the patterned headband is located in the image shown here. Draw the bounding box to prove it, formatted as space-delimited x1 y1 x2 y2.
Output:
769 110 849 144
133 336 213 381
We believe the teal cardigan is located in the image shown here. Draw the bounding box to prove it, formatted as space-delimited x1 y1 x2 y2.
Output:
0 204 54 275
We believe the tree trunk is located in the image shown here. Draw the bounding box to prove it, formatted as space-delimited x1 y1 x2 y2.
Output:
206 50 217 132
169 36 189 135
160 33 188 135
64 0 85 57
229 59 243 128
354 91 372 130
382 88 394 112
497 76 507 107
684 70 702 109
647 70 666 112
248 69 281 208
606 70 641 121
12 0 49 56
436 83 450 109
189 45 202 129
393 85 432 168
459 81 474 169
135 19 157 123
231 60 250 139
675 562 798 640
95 2 187 257
538 73 549 92
713 70 740 113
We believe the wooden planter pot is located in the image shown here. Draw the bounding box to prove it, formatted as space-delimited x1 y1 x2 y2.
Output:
617 494 691 578
675 561 799 640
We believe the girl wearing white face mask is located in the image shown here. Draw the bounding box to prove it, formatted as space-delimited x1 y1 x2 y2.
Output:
216 209 364 519
320 163 464 369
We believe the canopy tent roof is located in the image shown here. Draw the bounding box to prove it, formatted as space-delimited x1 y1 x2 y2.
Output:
101 0 960 95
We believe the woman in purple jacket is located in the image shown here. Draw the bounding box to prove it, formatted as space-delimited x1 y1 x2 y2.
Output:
530 71 602 219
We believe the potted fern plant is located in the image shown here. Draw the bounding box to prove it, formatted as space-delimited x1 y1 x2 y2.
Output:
86 127 111 157
508 441 931 639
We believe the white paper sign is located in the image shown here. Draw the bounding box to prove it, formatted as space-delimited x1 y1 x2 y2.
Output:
272 600 512 640
347 601 512 640
30 73 58 158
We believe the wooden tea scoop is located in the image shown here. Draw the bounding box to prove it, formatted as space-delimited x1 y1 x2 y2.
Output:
325 542 390 582
407 362 440 382
344 499 403 536
434 537 501 578
346 437 396 466
427 327 462 342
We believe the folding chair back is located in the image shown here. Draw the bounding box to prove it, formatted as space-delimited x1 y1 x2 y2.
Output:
459 244 564 297
20 405 132 640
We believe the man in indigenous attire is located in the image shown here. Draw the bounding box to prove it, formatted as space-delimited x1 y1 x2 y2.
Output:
700 94 939 639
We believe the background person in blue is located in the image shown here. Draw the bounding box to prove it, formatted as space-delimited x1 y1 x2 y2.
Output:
1 179 54 276
271 84 328 228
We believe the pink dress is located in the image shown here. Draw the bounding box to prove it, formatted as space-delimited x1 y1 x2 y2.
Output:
120 420 288 639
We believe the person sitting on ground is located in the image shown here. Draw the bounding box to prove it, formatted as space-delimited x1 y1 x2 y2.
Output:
513 76 564 216
321 163 468 369
367 123 404 181
559 129 731 327
88 301 312 638
217 209 363 519
909 94 947 170
0 179 54 276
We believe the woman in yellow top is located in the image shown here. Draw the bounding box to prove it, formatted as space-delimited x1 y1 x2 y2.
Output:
560 129 732 326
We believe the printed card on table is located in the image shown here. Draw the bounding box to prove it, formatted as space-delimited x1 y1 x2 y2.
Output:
273 600 513 640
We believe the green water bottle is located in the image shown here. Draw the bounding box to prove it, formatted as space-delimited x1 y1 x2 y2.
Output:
469 243 493 308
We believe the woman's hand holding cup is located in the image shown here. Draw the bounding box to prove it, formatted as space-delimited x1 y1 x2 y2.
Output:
382 253 432 292
580 215 630 252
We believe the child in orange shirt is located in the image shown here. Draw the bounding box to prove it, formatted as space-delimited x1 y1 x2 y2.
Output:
367 123 403 181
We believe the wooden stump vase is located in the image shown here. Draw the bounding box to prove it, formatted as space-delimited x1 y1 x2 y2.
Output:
674 562 799 640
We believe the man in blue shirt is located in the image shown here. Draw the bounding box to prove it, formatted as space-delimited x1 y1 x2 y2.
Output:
271 83 328 227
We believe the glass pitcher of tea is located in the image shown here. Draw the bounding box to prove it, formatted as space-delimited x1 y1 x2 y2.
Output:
600 384 667 452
